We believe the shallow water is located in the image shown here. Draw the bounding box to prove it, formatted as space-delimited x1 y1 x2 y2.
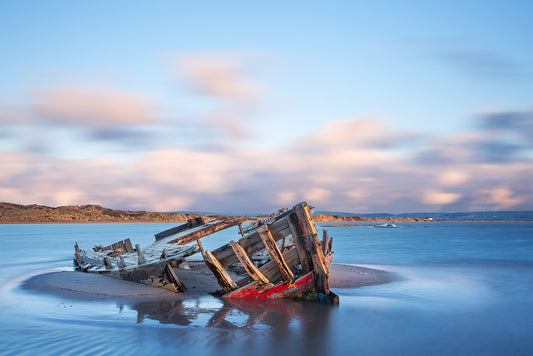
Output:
1 222 532 355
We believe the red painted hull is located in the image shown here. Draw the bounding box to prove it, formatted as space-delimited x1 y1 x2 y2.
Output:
224 272 316 300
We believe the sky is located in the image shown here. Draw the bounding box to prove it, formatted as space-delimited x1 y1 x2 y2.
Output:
1 1 532 214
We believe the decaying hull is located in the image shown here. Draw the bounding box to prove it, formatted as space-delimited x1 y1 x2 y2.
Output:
74 202 338 303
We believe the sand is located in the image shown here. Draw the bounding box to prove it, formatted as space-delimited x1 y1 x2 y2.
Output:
21 263 397 302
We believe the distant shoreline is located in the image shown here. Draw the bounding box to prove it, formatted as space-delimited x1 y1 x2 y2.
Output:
1 202 531 224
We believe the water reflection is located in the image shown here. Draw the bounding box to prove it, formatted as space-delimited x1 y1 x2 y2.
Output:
118 297 337 355
122 296 336 330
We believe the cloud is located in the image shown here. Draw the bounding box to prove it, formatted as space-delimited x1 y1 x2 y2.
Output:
432 47 523 79
422 191 462 205
33 87 156 127
479 110 533 144
473 188 524 210
178 53 261 103
1 115 532 213
174 53 265 139
298 118 416 151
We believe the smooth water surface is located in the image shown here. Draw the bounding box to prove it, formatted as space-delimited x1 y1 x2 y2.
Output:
1 222 532 355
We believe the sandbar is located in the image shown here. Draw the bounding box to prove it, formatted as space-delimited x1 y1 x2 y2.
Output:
21 263 397 302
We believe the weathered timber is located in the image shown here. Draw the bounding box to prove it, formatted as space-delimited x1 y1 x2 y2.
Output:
163 262 187 292
136 244 146 264
74 251 82 265
196 239 206 259
124 238 134 253
204 250 237 293
117 255 126 269
212 217 290 268
238 224 245 237
258 226 294 281
236 247 299 287
103 256 113 269
168 217 247 245
288 215 312 274
328 237 333 257
230 240 269 284
154 216 207 241
322 230 329 255
294 202 329 294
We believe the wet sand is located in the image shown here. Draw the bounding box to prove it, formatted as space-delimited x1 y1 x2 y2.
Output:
21 263 397 302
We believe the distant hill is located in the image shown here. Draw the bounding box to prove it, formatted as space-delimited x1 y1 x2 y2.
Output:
0 202 205 224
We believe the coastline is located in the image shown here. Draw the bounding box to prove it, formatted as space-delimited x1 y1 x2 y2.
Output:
2 202 531 224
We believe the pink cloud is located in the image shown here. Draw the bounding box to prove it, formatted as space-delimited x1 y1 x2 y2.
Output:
473 188 525 210
33 87 156 127
1 116 532 213
422 191 463 205
178 53 260 103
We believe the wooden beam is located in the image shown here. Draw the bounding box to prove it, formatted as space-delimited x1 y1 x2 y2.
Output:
258 225 294 281
294 202 330 294
163 262 187 292
168 217 247 245
238 224 245 237
196 239 206 259
211 217 290 267
103 256 113 269
117 256 126 269
204 250 237 293
124 238 134 253
136 244 146 264
230 240 270 285
322 230 329 255
288 215 312 274
236 247 299 287
154 216 206 241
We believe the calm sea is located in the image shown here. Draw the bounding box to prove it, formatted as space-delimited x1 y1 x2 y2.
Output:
1 222 532 355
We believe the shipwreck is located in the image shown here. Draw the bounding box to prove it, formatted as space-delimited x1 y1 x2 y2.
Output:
74 202 338 303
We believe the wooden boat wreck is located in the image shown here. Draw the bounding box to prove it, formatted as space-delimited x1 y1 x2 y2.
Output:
74 202 338 303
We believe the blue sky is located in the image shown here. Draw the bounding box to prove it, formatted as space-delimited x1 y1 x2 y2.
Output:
1 1 532 213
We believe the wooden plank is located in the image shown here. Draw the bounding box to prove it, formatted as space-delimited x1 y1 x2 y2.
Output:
112 243 119 250
294 202 329 294
163 262 187 292
211 217 290 268
124 238 134 253
74 251 82 265
230 240 270 285
168 217 247 245
117 256 126 269
322 230 329 255
288 215 312 274
154 216 207 241
204 250 237 293
236 247 299 287
136 244 146 264
257 225 294 281
118 240 126 252
196 239 206 259
103 256 113 269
